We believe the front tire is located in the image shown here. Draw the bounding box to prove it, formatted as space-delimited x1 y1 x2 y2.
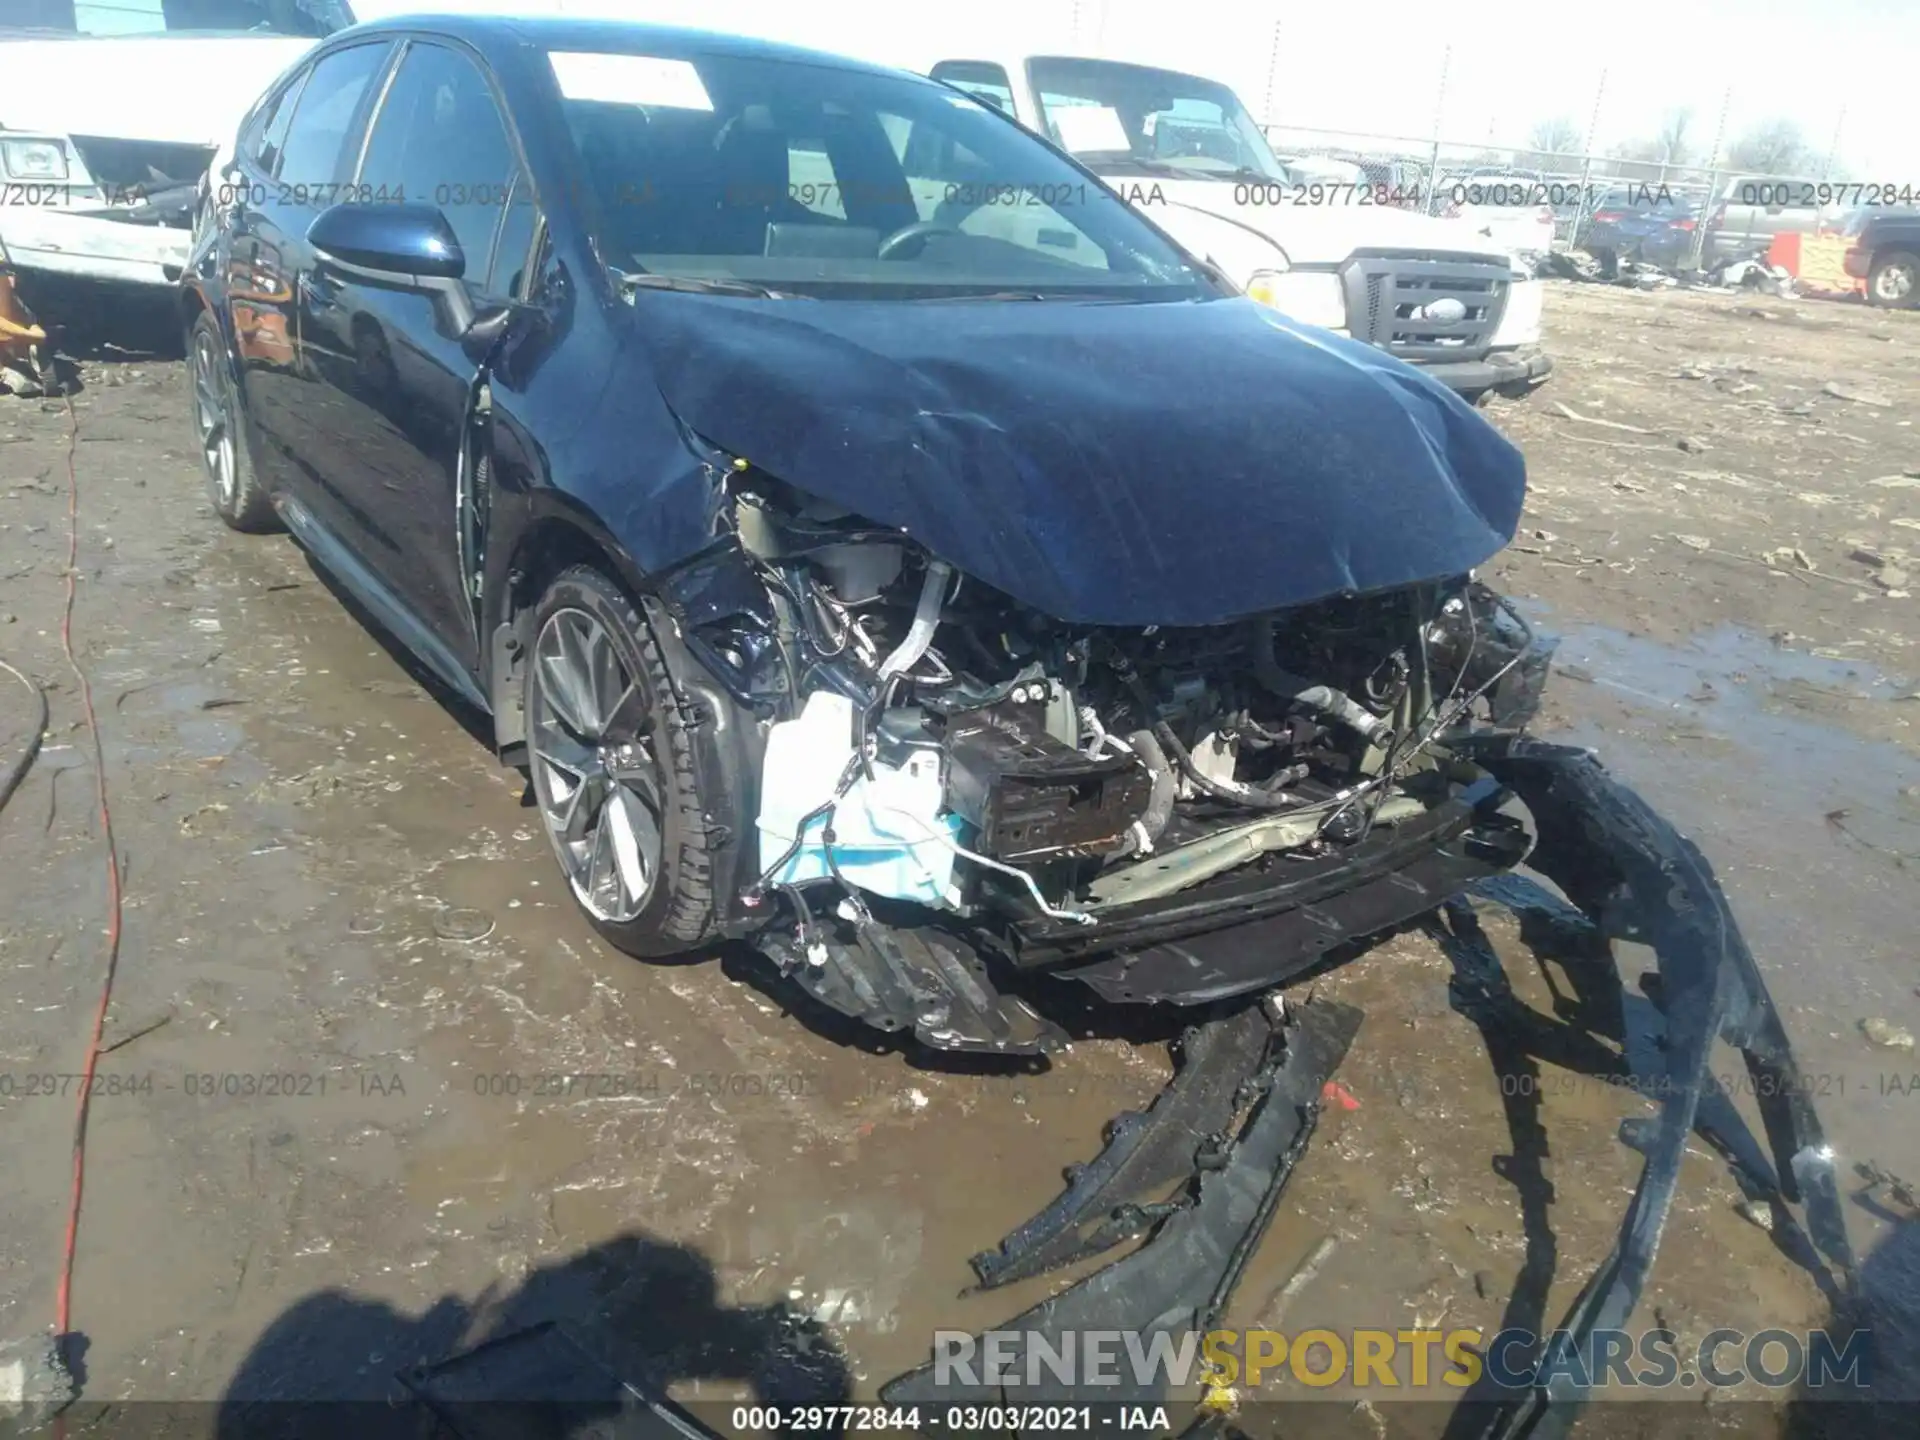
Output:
187 310 277 532
1867 250 1918 309
525 566 721 956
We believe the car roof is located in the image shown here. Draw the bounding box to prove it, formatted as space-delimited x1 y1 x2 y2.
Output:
339 12 912 82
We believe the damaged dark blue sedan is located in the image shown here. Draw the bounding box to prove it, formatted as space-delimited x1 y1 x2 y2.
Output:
168 12 1680 1041
182 17 1857 1433
181 14 1553 1051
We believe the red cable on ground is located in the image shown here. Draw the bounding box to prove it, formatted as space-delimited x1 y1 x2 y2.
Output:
52 388 124 1359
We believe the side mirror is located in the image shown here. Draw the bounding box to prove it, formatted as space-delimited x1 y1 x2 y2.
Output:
307 201 479 335
308 202 466 280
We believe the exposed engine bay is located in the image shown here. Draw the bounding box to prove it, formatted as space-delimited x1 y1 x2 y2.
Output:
670 468 1551 1054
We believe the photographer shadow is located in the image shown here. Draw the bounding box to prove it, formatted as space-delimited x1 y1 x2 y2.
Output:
214 1228 849 1439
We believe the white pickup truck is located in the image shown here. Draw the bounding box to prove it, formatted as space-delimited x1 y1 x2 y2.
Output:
0 0 351 294
923 54 1552 398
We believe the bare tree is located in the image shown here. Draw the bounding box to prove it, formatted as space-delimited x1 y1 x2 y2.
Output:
1611 109 1696 183
1727 119 1814 174
1521 116 1583 169
1654 108 1693 167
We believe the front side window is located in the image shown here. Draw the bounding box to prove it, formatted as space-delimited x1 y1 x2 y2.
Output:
357 40 521 286
1025 57 1288 183
488 170 541 297
275 41 390 194
549 47 1212 301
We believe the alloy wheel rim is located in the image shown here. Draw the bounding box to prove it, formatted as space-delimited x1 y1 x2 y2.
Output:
1876 264 1913 301
193 331 236 504
529 607 664 924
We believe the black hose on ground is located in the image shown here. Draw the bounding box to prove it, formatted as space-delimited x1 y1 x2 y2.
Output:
0 657 48 820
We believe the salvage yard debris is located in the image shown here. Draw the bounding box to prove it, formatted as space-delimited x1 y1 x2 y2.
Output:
1860 1017 1917 1053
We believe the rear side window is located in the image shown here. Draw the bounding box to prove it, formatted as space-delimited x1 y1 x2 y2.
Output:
247 71 308 175
275 42 391 194
356 41 520 288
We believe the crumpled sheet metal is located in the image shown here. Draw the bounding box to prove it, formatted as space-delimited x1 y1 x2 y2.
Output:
626 290 1527 627
1466 736 1855 1440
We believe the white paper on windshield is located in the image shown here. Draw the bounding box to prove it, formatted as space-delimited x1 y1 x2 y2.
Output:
548 52 713 111
1050 104 1129 154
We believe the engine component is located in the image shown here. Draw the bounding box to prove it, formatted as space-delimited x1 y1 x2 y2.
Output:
876 558 953 685
1249 615 1387 740
944 705 1155 863
812 540 903 603
1122 729 1176 853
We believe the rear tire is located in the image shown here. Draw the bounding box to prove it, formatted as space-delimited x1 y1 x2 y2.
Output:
1866 250 1918 309
187 310 277 532
525 565 721 957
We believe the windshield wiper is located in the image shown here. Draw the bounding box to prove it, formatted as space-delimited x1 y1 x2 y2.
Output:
1156 160 1284 185
908 290 1054 302
1074 153 1186 176
909 290 1161 304
618 272 788 300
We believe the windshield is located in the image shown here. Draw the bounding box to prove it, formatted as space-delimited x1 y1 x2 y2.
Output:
0 0 351 38
550 47 1215 301
1023 56 1288 182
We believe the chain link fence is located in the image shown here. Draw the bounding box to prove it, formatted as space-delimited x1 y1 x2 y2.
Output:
1258 116 1871 274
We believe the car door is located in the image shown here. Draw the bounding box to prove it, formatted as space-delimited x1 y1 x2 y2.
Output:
298 36 531 675
232 38 396 524
221 68 306 381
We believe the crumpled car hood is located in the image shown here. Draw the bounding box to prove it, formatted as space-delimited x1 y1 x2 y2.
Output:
630 290 1527 627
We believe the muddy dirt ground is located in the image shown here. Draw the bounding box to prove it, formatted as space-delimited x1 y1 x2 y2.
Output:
1 280 1916 1438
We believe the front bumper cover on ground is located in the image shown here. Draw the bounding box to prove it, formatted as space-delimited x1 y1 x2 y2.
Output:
884 996 1366 1409
1458 736 1855 1438
881 737 1854 1438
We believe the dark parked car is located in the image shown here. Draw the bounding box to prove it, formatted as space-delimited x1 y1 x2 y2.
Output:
1577 182 1706 268
1842 205 1920 308
179 15 1691 1064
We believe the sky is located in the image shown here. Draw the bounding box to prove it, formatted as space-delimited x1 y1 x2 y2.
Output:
349 0 1920 178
